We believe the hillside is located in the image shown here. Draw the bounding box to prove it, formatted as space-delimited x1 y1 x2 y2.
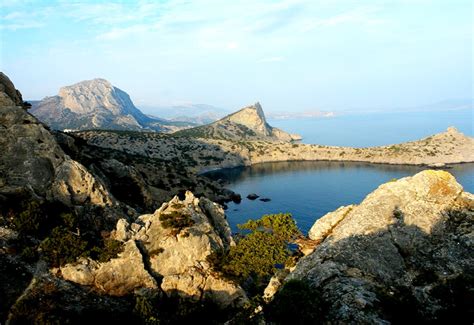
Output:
77 126 474 175
30 78 190 132
174 102 302 142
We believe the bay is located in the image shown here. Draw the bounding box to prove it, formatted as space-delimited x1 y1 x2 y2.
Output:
206 161 474 234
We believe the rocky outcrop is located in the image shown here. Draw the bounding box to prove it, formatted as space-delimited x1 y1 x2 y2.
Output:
30 78 187 132
282 170 473 323
0 72 25 107
0 76 116 210
174 102 301 142
60 241 158 296
61 191 247 308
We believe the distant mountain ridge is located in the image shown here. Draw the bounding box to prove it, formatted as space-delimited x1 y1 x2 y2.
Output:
30 78 189 132
174 102 302 142
140 103 230 125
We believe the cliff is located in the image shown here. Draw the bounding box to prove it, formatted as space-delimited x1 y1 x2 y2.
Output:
271 170 474 323
0 74 244 323
174 102 302 142
30 78 188 132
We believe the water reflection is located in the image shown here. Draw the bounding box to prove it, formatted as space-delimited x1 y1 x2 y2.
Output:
206 162 474 234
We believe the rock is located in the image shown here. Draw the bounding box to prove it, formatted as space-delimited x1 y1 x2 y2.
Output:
0 72 24 107
247 193 259 200
61 240 158 296
285 170 474 323
113 218 131 242
263 269 290 302
174 102 301 142
51 158 114 207
30 78 182 132
308 205 354 242
259 197 271 202
93 240 158 296
60 258 99 286
61 191 246 307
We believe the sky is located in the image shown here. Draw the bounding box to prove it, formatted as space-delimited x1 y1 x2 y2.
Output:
0 0 472 113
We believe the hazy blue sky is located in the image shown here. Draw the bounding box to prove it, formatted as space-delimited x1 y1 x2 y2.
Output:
1 0 472 112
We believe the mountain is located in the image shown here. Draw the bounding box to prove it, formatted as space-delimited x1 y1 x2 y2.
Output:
140 103 230 125
30 78 190 132
174 102 302 142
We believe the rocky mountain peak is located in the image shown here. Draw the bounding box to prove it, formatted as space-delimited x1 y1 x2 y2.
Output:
57 78 131 115
174 102 301 142
29 78 181 131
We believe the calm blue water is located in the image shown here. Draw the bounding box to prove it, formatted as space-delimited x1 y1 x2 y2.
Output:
269 109 473 147
207 162 474 234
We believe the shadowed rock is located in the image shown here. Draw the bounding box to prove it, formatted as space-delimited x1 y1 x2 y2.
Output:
278 170 474 323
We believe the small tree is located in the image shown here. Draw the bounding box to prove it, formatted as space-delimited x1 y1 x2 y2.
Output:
209 213 301 296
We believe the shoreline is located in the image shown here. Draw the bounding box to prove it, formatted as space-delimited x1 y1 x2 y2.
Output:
199 158 474 175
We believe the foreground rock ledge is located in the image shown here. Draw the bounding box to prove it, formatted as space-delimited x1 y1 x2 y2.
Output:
61 191 247 308
284 170 473 323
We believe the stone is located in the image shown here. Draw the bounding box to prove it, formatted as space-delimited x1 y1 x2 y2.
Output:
30 78 179 132
285 170 474 323
0 72 24 107
60 191 246 307
175 102 301 142
93 240 157 296
247 193 259 200
308 205 354 242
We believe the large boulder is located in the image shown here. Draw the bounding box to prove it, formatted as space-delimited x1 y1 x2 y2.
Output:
61 191 247 308
285 170 473 323
61 241 158 296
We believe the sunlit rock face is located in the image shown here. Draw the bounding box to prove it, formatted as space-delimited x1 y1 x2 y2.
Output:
0 75 115 208
30 78 170 131
174 102 301 142
286 170 473 323
61 191 247 308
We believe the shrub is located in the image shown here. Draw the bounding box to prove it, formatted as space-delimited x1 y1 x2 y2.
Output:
220 231 289 279
89 238 124 263
209 214 301 296
238 213 301 242
159 211 194 234
40 227 88 267
12 201 43 236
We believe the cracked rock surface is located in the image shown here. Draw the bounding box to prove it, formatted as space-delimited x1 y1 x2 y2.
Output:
287 170 474 323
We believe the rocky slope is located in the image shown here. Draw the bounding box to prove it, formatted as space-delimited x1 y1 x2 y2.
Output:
61 191 246 307
30 78 189 132
0 74 245 323
275 170 473 323
0 76 118 212
174 102 302 142
77 126 474 176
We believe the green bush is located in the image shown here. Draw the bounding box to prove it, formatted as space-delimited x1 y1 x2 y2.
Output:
12 201 44 236
209 214 301 296
221 231 288 279
89 238 124 263
238 213 301 241
40 227 88 267
159 211 194 234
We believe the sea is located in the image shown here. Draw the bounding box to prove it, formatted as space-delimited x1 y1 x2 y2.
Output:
205 109 474 234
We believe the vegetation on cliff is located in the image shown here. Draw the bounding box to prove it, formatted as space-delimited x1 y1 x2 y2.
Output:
209 213 301 297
